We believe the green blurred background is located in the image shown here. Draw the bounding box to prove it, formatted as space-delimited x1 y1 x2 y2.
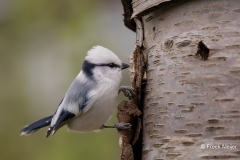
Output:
0 0 135 159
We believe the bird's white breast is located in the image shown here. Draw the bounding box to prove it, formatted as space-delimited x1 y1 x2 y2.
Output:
67 78 120 132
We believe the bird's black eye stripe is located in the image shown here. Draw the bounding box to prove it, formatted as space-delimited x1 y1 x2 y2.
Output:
107 63 118 68
97 63 120 68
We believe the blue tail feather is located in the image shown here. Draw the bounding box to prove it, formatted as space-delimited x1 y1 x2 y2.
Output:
21 115 53 135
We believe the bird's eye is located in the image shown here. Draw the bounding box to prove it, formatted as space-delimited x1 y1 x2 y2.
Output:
108 63 116 68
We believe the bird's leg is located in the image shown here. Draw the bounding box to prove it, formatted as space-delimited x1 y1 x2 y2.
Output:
118 86 135 100
102 122 132 130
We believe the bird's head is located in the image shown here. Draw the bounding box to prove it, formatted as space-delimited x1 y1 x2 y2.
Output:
82 46 129 82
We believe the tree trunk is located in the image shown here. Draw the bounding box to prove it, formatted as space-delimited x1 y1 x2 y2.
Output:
123 0 240 159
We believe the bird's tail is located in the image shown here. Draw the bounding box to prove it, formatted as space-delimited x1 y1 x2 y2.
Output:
21 115 53 136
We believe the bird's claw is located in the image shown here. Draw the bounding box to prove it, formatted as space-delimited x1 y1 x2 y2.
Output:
114 122 132 130
119 86 135 100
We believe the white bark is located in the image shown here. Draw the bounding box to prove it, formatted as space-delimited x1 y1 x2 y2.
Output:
136 0 240 159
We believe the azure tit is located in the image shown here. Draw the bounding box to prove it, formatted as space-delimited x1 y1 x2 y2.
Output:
21 46 134 137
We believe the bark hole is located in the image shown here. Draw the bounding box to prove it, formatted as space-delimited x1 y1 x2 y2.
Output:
196 41 210 60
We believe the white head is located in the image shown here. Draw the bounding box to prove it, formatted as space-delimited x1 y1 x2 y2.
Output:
82 46 129 82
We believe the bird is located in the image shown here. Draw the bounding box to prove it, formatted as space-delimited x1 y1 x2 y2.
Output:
21 46 134 137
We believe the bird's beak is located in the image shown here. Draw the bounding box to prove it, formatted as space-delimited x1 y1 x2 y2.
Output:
121 63 129 70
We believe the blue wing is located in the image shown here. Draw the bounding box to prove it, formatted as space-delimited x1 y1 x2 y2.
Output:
47 71 96 137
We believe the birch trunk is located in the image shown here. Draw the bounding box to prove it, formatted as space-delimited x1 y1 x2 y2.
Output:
130 0 240 159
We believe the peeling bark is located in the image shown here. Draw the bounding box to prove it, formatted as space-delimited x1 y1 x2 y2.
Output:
117 100 140 160
131 0 176 18
121 0 136 32
118 44 145 160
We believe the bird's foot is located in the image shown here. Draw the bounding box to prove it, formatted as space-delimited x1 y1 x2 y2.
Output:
102 122 132 130
118 86 135 100
114 122 132 130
